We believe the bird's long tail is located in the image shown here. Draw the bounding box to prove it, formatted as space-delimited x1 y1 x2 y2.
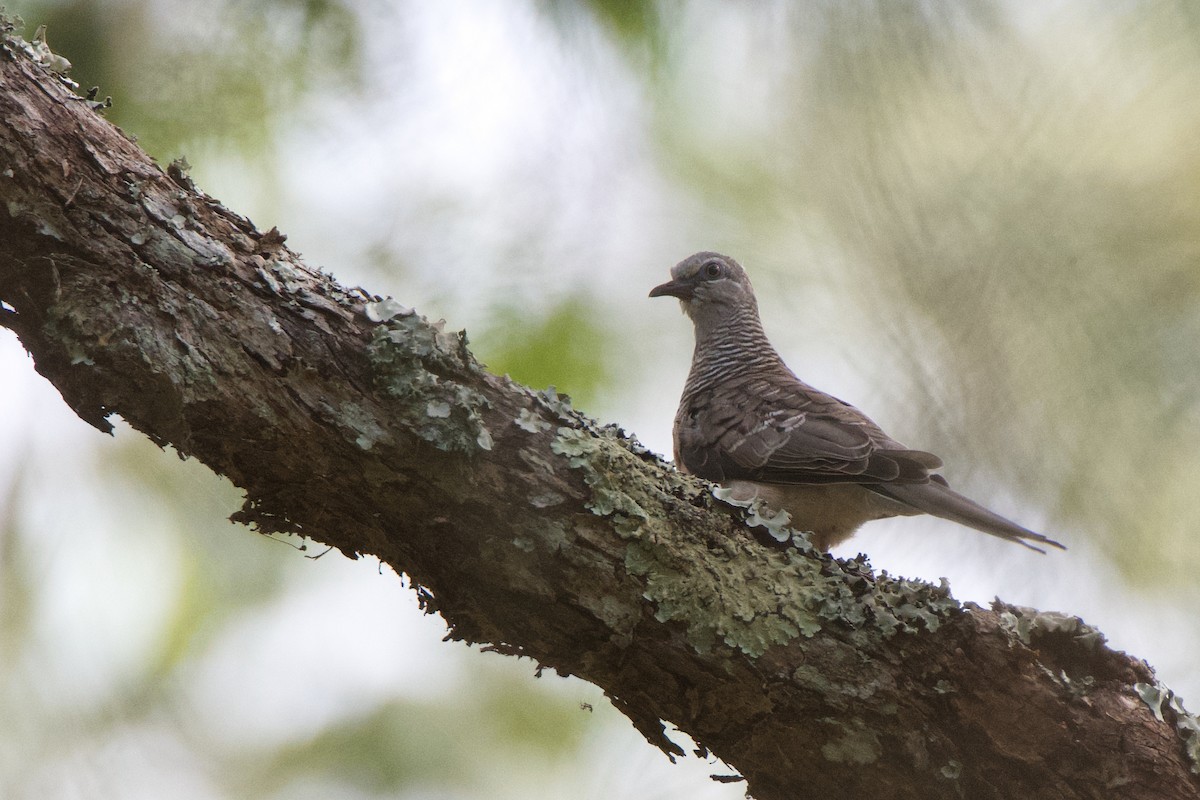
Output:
871 481 1065 553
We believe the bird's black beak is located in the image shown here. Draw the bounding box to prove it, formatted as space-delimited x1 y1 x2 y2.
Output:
649 279 692 300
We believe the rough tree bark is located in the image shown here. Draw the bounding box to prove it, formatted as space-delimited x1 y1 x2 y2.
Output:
1 22 1198 800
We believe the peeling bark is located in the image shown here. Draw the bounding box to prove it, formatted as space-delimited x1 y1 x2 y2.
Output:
2 27 1198 800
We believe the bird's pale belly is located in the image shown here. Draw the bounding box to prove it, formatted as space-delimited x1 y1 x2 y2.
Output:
722 480 919 550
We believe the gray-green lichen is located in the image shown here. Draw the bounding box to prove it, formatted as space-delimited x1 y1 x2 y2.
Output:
536 385 580 421
341 401 389 451
1135 681 1200 774
624 526 959 658
511 516 572 556
527 489 565 508
1056 669 1095 698
998 606 1106 651
820 718 882 765
625 540 821 656
1 18 73 76
366 309 492 453
791 663 894 714
872 574 959 637
712 486 798 544
1170 693 1200 774
548 418 960 659
551 426 650 528
515 407 552 433
1136 681 1169 723
365 297 412 322
530 385 645 447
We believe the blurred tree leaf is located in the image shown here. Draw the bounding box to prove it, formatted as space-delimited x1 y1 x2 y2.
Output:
475 296 614 411
571 0 660 45
16 0 361 161
242 662 592 796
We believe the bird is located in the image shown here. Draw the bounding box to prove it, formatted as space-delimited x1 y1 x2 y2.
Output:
650 251 1064 553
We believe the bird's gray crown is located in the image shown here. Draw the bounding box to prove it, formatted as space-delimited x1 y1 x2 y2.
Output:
670 251 748 284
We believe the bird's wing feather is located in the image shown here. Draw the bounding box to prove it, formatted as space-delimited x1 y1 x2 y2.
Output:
677 374 942 486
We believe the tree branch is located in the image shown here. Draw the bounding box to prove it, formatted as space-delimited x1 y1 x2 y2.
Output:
2 26 1197 800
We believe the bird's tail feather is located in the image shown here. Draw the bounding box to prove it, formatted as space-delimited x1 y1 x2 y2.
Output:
872 482 1065 553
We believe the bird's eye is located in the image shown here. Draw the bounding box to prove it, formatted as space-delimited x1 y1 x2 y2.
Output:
702 261 722 280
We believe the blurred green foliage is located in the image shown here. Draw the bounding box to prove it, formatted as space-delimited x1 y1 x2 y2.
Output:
17 0 360 161
244 667 592 796
475 296 613 409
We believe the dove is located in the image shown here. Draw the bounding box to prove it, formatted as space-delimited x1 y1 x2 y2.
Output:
651 251 1063 553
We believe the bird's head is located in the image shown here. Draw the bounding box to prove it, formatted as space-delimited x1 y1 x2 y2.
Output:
649 252 757 325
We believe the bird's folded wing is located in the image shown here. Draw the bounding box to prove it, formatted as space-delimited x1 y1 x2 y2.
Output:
680 377 943 486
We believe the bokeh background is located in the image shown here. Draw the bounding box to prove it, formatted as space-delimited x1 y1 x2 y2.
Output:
3 1 1200 797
